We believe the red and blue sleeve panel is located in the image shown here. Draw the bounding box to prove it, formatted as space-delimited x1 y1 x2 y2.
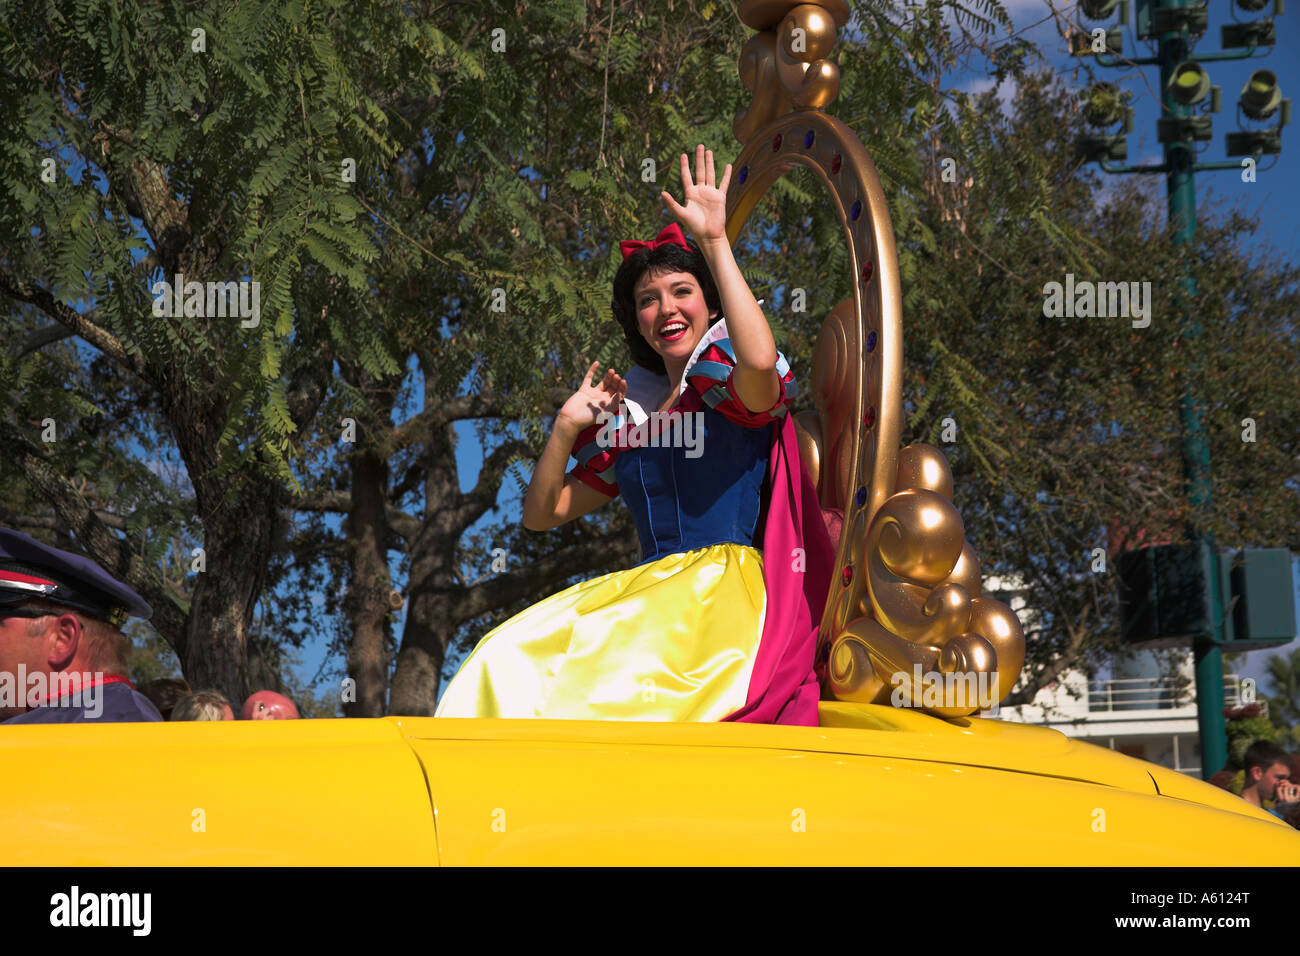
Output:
685 340 797 428
568 418 622 498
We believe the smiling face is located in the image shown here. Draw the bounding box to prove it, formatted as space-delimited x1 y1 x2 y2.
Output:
632 268 718 370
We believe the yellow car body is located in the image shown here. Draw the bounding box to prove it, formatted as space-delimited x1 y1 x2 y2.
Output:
4 701 1297 865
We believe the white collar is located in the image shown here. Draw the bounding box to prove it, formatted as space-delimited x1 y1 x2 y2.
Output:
620 318 730 425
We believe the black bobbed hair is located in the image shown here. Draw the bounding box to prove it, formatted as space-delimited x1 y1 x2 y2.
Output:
611 236 723 376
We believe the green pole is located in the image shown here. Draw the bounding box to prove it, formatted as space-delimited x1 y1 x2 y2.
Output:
1158 0 1228 779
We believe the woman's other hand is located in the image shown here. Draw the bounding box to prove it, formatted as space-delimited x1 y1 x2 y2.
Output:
557 361 627 432
660 144 731 246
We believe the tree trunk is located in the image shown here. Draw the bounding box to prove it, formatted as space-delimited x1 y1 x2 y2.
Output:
182 490 279 706
389 466 462 715
390 361 463 714
390 568 453 716
343 448 392 716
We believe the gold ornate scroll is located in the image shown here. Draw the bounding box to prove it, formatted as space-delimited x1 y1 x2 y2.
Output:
734 0 850 142
725 0 1024 718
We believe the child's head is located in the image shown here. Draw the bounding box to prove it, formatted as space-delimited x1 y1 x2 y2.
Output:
612 235 723 375
170 690 234 721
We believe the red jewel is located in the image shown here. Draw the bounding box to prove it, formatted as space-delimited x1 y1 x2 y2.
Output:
841 566 853 586
831 154 842 174
864 406 876 429
772 133 783 151
861 261 874 283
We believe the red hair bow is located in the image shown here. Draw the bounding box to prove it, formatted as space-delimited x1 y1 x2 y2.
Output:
619 223 691 260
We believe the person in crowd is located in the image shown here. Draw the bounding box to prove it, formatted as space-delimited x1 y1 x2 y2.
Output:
1240 739 1300 820
138 677 192 721
170 689 235 721
241 690 300 719
0 526 159 724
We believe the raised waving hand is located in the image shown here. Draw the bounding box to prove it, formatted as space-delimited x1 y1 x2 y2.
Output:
557 361 627 432
660 144 732 245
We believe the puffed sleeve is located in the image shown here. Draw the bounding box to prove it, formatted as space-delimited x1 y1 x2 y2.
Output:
567 418 622 498
684 338 797 428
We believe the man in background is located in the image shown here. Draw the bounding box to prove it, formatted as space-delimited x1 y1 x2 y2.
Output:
0 526 160 723
1240 739 1300 821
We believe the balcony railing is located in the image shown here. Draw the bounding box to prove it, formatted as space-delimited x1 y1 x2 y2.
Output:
1086 674 1253 713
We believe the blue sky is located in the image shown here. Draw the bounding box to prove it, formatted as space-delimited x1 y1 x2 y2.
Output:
960 0 1300 253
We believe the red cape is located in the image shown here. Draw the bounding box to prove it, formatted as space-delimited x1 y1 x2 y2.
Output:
722 413 835 726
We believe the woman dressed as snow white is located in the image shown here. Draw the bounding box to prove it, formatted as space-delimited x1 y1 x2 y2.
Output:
436 145 834 726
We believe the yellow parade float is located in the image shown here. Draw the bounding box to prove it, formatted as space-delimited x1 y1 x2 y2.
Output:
2 0 1297 865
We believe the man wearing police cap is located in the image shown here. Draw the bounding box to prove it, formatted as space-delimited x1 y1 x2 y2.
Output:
0 526 161 723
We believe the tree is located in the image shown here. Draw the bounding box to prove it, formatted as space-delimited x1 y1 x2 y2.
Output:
0 0 455 701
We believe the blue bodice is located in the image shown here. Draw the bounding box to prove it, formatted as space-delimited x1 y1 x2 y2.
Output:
567 322 797 563
613 405 772 565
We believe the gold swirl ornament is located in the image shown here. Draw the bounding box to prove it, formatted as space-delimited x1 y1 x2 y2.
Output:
734 1 850 142
828 447 1023 717
726 1 1024 719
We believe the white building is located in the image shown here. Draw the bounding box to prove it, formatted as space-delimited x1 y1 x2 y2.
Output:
983 573 1250 777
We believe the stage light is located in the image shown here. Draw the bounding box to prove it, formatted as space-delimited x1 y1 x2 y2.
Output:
1084 82 1125 127
1148 2 1209 37
1169 62 1211 107
1077 84 1130 161
1080 0 1120 19
1158 67 1214 144
1240 70 1282 120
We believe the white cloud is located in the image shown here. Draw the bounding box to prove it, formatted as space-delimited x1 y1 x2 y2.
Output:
1001 0 1058 19
954 74 1020 118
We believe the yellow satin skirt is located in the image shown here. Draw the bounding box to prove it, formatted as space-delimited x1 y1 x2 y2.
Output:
435 543 767 721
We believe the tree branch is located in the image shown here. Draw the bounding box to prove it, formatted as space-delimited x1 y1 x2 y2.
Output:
14 324 76 358
453 529 638 623
380 386 569 456
0 272 147 378
293 492 421 541
455 437 535 532
0 509 129 532
390 460 425 507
